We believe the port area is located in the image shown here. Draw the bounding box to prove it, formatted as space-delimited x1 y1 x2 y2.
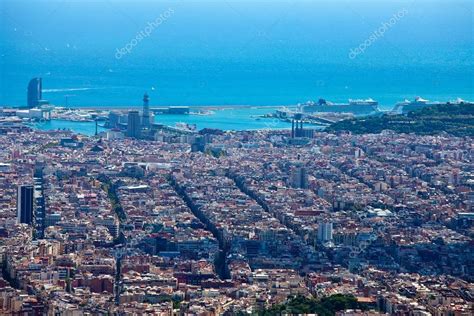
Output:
262 108 356 127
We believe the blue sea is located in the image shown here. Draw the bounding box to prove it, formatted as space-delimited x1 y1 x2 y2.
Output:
1 0 473 111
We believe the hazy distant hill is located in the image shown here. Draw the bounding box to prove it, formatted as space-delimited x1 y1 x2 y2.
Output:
326 103 474 137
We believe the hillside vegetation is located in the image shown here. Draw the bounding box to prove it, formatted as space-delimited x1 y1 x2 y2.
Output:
327 103 474 137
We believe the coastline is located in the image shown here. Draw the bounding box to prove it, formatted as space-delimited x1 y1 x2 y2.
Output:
72 105 290 111
25 106 298 135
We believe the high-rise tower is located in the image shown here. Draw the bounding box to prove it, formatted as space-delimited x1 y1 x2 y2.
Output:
317 221 333 243
27 78 48 108
142 93 150 128
27 78 42 108
290 165 308 189
127 110 141 138
17 185 34 225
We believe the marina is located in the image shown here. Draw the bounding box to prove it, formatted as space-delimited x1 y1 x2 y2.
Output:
27 106 299 136
16 95 474 136
5 77 473 136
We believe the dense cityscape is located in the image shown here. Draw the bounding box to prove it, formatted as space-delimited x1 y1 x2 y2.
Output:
1 1 473 314
0 108 472 314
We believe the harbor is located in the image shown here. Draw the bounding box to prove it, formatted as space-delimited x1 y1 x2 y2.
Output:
3 77 472 136
22 106 300 136
7 96 473 136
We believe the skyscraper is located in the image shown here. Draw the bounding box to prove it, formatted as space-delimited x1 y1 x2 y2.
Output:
27 78 42 108
290 165 308 189
142 93 150 128
17 185 34 225
127 110 141 138
317 221 333 243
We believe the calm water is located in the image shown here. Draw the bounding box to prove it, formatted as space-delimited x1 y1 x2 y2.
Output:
1 1 473 110
30 119 107 136
30 107 295 135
